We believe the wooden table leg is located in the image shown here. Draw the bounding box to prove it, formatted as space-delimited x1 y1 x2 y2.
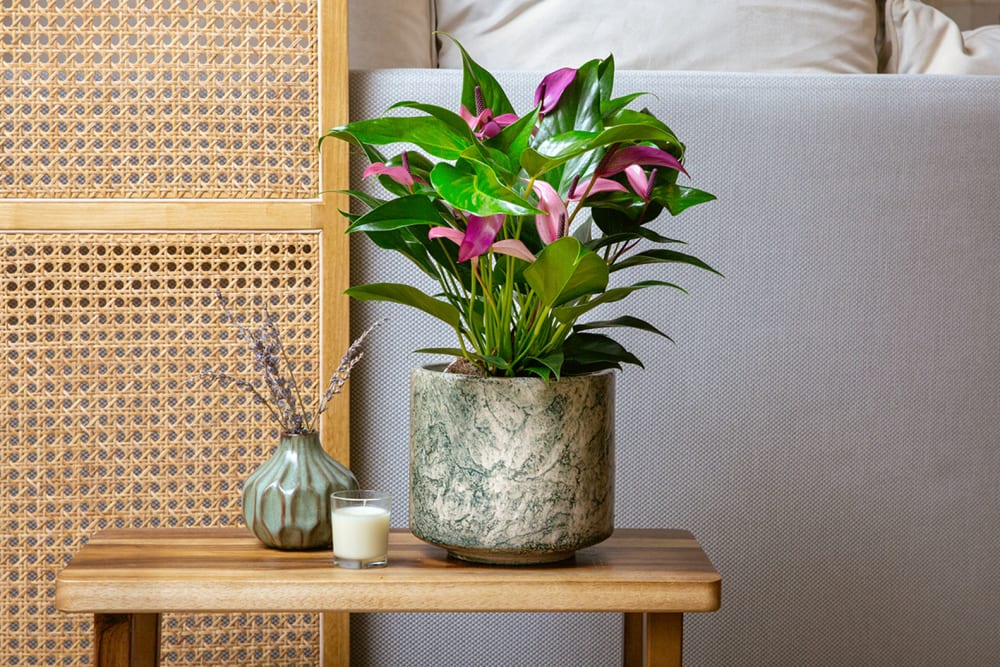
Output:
93 613 160 667
321 611 351 667
623 612 683 667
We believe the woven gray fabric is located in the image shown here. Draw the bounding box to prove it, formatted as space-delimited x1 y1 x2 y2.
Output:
348 70 1000 666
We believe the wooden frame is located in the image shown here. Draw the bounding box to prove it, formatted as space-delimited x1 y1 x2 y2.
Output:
1 0 353 663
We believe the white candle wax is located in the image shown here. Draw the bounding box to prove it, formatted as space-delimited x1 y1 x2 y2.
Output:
332 505 390 560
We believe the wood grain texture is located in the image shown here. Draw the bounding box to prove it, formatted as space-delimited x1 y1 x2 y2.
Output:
623 613 683 667
315 0 352 662
93 613 160 667
645 613 683 667
56 528 721 615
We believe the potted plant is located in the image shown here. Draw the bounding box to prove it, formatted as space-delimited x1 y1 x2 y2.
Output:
321 40 718 563
200 293 379 550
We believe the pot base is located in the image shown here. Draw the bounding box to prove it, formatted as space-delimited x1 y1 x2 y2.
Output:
445 545 576 566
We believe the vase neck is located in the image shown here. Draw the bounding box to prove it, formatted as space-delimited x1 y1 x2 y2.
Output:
279 431 322 450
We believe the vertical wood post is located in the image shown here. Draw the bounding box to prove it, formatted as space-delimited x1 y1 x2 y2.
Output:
93 613 160 667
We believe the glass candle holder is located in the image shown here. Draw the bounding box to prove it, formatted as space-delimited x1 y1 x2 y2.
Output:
331 490 391 569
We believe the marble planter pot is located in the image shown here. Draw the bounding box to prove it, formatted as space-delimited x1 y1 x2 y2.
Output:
410 365 615 564
242 431 359 550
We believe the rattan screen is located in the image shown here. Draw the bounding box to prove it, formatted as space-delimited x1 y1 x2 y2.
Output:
1 0 319 199
2 231 323 664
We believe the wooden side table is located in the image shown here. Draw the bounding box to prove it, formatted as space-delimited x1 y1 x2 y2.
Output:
55 528 721 667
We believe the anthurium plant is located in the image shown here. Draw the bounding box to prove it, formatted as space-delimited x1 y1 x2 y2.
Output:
321 40 718 380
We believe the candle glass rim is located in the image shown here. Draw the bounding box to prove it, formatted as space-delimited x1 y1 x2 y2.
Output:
331 489 391 503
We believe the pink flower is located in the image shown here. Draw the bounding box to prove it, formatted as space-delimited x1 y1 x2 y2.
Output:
624 165 657 201
460 105 518 140
429 214 535 263
362 153 422 190
598 145 688 178
569 177 628 201
363 162 415 189
531 180 567 244
534 67 576 114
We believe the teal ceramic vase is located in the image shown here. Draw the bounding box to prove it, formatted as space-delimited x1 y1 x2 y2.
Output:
242 431 358 550
410 365 615 564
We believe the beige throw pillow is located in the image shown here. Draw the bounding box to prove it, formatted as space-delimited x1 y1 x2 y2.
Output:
436 0 880 73
349 0 437 69
883 0 1000 74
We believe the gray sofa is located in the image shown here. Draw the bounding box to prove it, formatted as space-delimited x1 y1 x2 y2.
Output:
347 69 1000 666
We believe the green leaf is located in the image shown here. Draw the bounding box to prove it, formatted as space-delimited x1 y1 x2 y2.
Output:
524 237 609 309
588 123 682 152
585 228 685 252
523 351 564 381
597 54 615 107
552 280 685 322
440 32 515 117
605 108 682 151
346 195 446 233
486 107 541 172
389 101 477 142
601 92 648 117
414 349 512 370
573 316 671 340
521 131 598 178
326 116 472 160
590 202 664 236
319 129 387 166
345 283 461 329
561 332 643 375
651 184 718 216
610 249 723 276
535 59 603 144
413 347 467 358
334 188 387 213
431 161 540 217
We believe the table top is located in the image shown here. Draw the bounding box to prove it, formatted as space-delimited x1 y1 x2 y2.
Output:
55 527 721 614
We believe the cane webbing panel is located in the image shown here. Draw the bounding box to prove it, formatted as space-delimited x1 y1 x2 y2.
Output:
1 0 318 200
2 231 322 664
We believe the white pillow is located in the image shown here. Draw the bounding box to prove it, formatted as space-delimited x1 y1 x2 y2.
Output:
883 0 1000 74
436 0 880 73
349 0 436 69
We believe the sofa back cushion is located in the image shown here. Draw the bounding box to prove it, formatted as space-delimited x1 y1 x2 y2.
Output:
883 0 1000 73
349 0 436 69
436 0 880 72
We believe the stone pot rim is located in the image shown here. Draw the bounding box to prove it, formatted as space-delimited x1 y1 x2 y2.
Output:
414 363 616 385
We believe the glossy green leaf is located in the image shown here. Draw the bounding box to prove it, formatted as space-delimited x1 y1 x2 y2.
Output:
524 351 565 381
561 332 643 375
585 228 685 251
651 184 718 216
441 32 515 117
345 283 461 329
346 195 446 233
486 107 540 172
553 280 685 322
524 237 609 309
431 161 539 217
389 101 477 141
609 248 723 276
573 316 670 339
326 116 471 160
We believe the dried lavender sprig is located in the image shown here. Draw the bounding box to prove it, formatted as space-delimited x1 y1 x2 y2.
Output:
307 318 384 432
261 303 310 434
204 292 382 435
199 367 283 426
217 291 302 430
